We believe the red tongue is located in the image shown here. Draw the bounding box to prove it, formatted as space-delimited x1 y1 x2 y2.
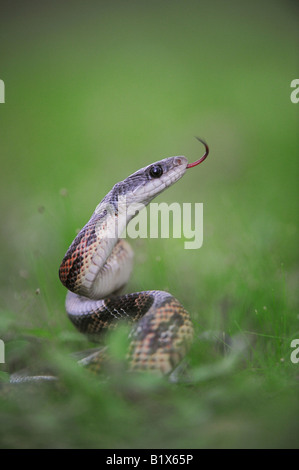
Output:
186 137 209 168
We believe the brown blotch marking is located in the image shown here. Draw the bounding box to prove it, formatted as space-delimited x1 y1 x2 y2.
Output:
65 255 84 291
69 309 116 340
59 222 98 290
69 293 155 342
85 225 97 247
59 210 108 289
128 298 193 373
105 293 154 322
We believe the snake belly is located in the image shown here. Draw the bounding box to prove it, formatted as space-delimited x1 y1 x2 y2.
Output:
59 155 194 374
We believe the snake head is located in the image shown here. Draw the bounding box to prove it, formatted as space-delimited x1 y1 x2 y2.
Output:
112 156 188 207
99 138 208 218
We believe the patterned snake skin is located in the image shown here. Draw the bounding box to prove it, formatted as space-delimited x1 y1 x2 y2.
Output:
59 140 208 374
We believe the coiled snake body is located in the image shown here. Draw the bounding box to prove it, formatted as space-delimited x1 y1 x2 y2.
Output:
59 140 209 374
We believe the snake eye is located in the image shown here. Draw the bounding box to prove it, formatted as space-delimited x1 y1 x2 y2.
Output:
149 164 163 178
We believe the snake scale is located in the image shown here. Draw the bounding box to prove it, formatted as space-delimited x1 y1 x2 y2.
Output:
59 139 209 375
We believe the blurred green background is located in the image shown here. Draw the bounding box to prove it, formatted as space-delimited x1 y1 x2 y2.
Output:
0 0 298 449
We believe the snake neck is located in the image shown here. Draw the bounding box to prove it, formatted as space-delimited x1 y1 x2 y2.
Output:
58 195 137 299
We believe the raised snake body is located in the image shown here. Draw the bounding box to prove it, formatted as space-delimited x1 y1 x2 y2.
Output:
59 140 208 374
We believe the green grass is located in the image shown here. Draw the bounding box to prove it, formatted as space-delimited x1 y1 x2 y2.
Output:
0 0 298 449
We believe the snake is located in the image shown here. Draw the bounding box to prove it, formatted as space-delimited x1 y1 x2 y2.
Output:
58 138 209 375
